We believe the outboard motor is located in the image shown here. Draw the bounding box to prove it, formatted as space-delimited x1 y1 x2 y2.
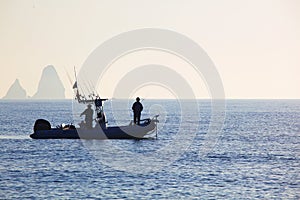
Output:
33 119 51 132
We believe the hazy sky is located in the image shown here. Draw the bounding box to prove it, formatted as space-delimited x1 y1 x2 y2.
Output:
0 0 299 99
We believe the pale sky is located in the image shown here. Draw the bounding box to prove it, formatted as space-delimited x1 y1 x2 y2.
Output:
0 0 299 99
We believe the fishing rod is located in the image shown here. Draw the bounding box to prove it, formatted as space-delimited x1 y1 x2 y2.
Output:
64 67 74 88
75 74 89 103
87 78 98 97
81 71 100 100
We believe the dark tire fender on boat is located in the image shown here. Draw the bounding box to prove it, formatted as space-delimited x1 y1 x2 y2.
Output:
33 119 51 132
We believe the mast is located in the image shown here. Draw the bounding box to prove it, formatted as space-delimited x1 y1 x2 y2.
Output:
72 66 107 104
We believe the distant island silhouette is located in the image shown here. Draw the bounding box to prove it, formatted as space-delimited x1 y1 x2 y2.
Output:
2 65 65 100
32 65 65 99
2 79 27 99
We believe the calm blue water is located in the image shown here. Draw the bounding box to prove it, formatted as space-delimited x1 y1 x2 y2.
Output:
0 99 299 199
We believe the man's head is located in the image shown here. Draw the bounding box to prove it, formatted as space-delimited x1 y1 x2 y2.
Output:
136 97 140 102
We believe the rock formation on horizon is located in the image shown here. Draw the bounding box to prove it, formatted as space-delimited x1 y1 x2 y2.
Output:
3 79 27 99
32 65 65 99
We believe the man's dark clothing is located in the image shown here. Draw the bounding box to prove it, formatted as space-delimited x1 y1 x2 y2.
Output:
132 101 143 125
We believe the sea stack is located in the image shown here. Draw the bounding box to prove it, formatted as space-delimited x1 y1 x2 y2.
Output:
2 79 27 99
32 65 65 99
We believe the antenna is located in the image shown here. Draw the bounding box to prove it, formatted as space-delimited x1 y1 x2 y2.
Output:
74 66 77 83
64 67 73 88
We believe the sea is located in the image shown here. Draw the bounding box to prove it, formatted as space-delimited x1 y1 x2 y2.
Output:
0 99 299 199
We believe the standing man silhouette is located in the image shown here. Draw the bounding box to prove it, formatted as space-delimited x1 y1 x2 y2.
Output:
80 104 94 129
132 97 143 125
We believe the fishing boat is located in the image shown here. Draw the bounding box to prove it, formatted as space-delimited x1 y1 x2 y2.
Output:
30 70 159 140
30 116 158 139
